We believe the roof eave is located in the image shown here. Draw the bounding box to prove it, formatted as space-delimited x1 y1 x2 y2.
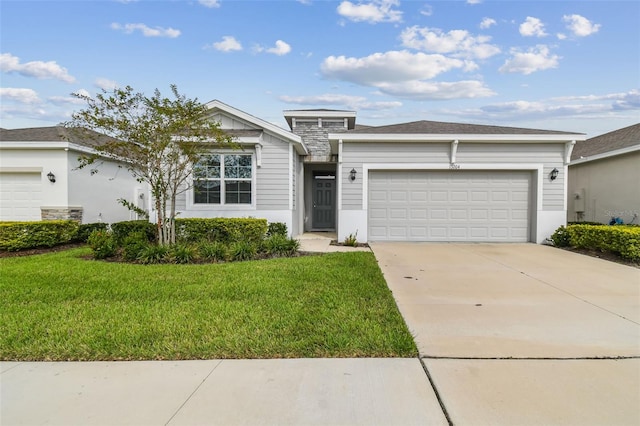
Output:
570 144 640 165
328 133 586 142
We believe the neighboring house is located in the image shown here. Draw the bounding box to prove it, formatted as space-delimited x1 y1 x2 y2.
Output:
172 100 585 243
0 126 147 224
567 123 640 224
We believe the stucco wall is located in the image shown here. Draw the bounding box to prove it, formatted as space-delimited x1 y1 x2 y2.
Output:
0 147 145 224
67 151 146 224
567 151 640 224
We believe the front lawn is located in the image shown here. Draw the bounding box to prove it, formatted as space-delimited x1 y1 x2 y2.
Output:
0 248 417 360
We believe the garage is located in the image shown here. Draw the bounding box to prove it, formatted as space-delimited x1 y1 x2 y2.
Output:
0 172 43 221
368 170 531 242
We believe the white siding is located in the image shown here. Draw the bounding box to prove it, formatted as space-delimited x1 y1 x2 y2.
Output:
341 142 564 210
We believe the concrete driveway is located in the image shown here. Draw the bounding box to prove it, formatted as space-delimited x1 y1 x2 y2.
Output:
371 242 640 425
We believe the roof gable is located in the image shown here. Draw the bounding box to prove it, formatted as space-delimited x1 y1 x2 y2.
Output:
206 100 307 154
571 123 640 160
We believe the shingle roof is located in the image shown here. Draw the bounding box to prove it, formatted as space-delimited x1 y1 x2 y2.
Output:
347 120 581 135
0 126 108 148
571 123 640 160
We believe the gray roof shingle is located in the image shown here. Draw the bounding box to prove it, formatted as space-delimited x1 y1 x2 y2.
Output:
571 123 640 160
0 126 108 148
348 120 581 135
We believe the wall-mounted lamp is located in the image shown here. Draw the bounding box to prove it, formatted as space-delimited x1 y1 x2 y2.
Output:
549 168 559 181
47 171 56 183
349 168 357 181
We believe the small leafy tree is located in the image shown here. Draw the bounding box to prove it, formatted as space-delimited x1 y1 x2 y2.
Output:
66 85 234 245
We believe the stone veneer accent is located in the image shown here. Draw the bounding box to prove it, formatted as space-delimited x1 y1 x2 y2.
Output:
41 207 83 222
292 120 348 162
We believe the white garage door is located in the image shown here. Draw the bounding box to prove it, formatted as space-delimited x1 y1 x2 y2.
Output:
368 170 531 242
0 173 43 221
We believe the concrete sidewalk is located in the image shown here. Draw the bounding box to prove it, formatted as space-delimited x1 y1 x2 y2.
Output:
1 359 447 426
297 232 370 253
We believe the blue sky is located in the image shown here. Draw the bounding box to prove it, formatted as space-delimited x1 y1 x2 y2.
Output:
1 0 638 137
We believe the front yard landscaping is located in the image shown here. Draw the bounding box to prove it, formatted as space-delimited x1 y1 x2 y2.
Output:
0 247 417 361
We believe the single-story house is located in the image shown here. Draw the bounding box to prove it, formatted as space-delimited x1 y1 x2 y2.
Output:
171 100 585 243
0 126 147 224
567 123 640 224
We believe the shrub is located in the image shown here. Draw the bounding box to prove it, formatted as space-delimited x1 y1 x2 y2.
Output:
137 244 169 264
111 220 156 244
267 222 288 237
262 234 299 257
175 218 267 244
229 240 258 261
550 226 571 247
198 241 228 262
566 224 640 261
74 222 109 243
0 220 79 251
121 231 151 262
167 244 199 264
87 230 117 259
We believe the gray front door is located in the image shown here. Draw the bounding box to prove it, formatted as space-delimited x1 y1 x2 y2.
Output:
312 174 335 229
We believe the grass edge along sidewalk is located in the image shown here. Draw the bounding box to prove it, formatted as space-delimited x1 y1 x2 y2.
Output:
0 248 417 361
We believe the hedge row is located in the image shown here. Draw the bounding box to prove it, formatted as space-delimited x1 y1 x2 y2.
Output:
0 221 81 251
552 224 640 261
1 218 273 252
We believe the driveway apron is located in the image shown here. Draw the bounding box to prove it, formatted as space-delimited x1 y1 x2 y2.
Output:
370 242 640 425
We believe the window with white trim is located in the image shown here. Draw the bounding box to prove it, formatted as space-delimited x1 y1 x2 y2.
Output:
193 154 252 204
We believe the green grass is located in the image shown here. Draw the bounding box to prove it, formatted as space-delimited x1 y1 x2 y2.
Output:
0 248 417 360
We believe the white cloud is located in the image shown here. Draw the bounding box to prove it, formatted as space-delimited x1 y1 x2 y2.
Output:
95 78 119 91
563 14 601 37
322 50 465 84
467 0 482 4
0 53 75 83
208 36 243 52
445 89 640 123
255 40 291 56
375 80 495 100
198 0 220 8
267 40 291 56
479 18 496 29
279 93 402 110
420 5 433 17
337 0 402 24
519 17 547 37
48 94 87 105
400 26 501 60
110 22 181 38
556 33 567 40
0 87 41 104
499 45 560 75
321 50 495 100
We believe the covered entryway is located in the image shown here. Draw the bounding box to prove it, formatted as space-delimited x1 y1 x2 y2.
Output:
368 170 531 242
0 172 43 221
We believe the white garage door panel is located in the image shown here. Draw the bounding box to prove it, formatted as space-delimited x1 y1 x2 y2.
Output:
0 173 43 221
368 171 531 242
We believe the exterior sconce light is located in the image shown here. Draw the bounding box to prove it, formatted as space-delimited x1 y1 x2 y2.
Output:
349 168 357 181
47 171 56 183
549 168 559 181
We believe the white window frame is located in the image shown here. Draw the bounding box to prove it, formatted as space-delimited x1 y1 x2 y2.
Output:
187 151 256 210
